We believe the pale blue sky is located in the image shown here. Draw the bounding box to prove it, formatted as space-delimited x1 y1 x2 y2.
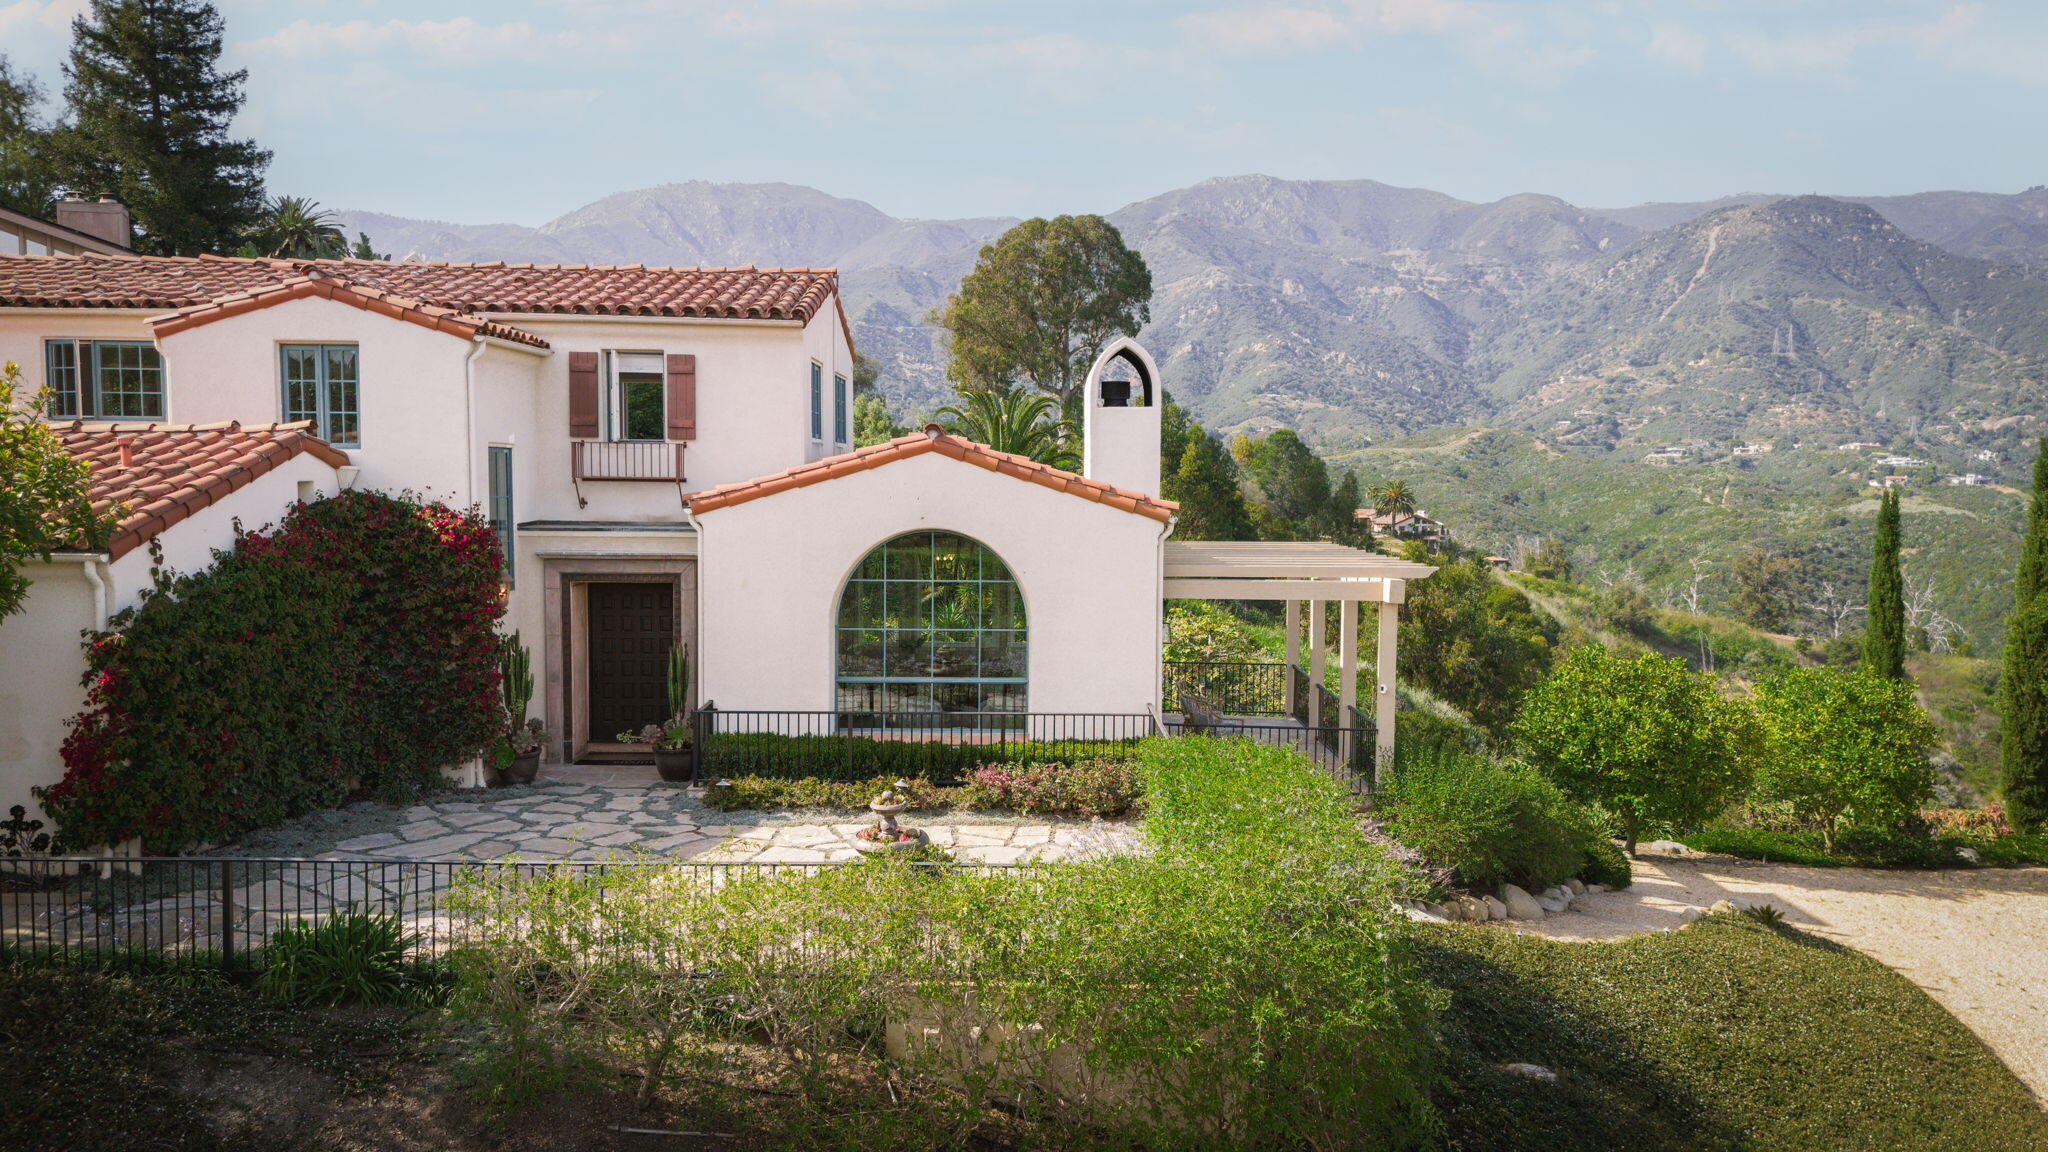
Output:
2 0 2042 224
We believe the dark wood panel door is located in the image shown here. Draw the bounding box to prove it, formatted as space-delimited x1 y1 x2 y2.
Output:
587 582 675 742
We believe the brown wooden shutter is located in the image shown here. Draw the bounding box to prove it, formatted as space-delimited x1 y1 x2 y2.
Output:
568 351 600 438
666 353 697 441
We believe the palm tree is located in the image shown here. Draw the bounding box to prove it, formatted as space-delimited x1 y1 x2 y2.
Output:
1367 479 1418 534
937 382 1078 469
251 196 347 259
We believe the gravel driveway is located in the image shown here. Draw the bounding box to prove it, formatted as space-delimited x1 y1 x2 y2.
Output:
1513 850 2048 1102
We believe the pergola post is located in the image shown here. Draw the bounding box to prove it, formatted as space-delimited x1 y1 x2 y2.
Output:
1374 598 1399 786
1283 599 1301 715
1338 600 1358 761
1307 598 1326 729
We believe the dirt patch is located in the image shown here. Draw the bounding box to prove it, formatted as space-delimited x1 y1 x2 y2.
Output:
1500 852 2048 1102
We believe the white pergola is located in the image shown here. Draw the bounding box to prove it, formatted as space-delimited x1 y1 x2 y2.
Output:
1162 541 1437 777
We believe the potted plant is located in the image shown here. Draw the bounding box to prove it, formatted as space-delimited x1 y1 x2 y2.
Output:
618 644 696 782
498 634 547 786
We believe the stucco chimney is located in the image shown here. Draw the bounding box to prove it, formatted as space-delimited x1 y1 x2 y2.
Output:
54 193 133 250
1081 338 1163 497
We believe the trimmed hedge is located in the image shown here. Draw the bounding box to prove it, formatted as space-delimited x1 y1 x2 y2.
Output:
39 491 506 851
698 732 1139 783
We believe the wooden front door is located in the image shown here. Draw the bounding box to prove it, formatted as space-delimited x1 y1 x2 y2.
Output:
587 582 675 742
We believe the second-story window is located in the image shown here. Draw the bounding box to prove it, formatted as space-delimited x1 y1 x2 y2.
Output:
46 339 165 420
834 372 849 445
606 351 665 441
810 361 823 441
280 344 360 447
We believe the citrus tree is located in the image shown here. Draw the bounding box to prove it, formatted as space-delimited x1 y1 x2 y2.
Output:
1511 645 1754 854
1752 666 1936 850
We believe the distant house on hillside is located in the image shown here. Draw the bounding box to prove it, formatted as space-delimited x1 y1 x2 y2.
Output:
1876 454 1927 469
1973 450 2000 463
1732 442 1772 457
1869 475 1910 489
1642 446 1690 465
1838 441 1884 452
1946 473 1995 486
1484 555 1511 571
1356 507 1447 543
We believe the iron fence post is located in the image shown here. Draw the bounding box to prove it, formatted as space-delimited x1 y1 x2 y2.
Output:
218 859 234 974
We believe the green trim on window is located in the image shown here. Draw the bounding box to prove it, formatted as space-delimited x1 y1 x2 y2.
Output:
836 530 1027 723
488 445 515 586
280 344 360 447
44 339 163 420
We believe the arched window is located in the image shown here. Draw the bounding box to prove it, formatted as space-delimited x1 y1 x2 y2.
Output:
836 531 1026 726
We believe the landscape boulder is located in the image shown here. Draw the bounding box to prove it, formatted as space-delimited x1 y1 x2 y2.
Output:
1499 884 1547 920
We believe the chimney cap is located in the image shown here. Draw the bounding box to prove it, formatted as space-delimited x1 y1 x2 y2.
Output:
96 194 122 204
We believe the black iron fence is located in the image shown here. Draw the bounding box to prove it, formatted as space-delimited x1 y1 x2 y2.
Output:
1162 661 1289 716
0 856 1003 974
696 709 1158 783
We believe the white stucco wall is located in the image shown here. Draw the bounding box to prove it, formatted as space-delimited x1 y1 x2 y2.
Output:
0 309 157 410
154 296 494 502
0 450 342 832
694 451 1169 718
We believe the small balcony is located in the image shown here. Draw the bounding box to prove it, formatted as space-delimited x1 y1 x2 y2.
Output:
570 439 687 506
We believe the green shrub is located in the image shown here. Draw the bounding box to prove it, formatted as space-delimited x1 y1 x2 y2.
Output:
1682 826 1844 867
39 491 507 851
699 732 1137 783
1379 742 1591 892
453 738 1442 1148
1751 666 1938 851
1577 836 1633 889
260 908 426 1007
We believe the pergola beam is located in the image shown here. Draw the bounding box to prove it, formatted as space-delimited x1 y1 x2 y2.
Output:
1162 578 1406 603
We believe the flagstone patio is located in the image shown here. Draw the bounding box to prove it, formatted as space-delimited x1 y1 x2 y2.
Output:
214 776 1140 866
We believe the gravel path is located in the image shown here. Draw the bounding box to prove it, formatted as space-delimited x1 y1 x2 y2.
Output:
1511 850 2048 1102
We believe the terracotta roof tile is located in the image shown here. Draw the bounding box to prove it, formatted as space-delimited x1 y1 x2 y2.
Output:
688 426 1178 523
150 274 551 348
0 252 840 326
53 420 350 560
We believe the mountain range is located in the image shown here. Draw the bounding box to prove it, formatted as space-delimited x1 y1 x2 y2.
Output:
339 177 2048 463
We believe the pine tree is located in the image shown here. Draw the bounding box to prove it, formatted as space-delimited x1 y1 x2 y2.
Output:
1862 487 1906 680
0 55 57 217
2000 439 2048 828
53 0 269 255
1165 432 1255 541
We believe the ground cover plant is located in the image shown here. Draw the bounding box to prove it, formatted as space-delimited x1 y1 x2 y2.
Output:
39 490 507 852
1421 914 2048 1152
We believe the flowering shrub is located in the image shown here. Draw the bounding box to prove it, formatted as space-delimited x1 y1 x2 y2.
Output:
38 491 507 851
959 758 1142 817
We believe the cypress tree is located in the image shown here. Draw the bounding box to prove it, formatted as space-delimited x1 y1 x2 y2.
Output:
53 0 269 255
1862 487 1906 680
1165 432 1256 541
2000 440 2048 828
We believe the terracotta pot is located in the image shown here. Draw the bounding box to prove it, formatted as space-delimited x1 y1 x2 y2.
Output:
654 745 695 783
504 748 541 785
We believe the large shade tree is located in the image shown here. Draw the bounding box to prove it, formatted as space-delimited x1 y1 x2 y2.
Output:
931 215 1151 403
0 55 57 217
51 0 269 255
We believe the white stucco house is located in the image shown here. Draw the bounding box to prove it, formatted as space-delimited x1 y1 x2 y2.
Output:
0 251 1429 839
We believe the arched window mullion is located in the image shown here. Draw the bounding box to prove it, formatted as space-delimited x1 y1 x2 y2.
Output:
836 530 1026 730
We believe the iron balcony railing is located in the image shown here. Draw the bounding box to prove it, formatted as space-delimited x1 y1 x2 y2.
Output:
570 439 687 506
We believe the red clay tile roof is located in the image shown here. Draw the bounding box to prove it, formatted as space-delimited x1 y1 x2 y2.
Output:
55 420 350 560
151 274 551 348
688 426 1178 522
0 252 840 323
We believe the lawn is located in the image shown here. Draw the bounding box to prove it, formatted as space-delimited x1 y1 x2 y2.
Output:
1422 915 2048 1152
8 915 2044 1151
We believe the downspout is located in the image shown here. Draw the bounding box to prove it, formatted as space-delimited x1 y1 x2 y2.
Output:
79 557 113 631
464 338 486 507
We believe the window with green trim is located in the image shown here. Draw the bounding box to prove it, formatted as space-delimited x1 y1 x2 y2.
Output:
44 339 165 420
280 344 360 447
836 531 1026 726
488 445 514 585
